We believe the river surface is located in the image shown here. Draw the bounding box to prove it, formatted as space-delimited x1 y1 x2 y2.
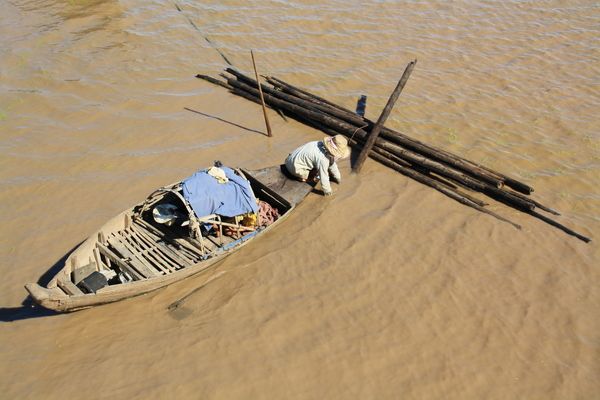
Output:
1 1 599 398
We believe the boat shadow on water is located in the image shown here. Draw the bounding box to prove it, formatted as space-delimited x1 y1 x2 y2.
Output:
0 243 82 322
0 299 59 322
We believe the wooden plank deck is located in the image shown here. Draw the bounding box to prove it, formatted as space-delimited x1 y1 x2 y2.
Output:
108 234 162 278
97 243 144 281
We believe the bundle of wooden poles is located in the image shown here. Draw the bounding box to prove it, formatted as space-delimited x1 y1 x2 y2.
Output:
195 67 591 243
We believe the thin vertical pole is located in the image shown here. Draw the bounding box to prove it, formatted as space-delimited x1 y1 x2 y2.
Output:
353 59 416 173
250 50 273 137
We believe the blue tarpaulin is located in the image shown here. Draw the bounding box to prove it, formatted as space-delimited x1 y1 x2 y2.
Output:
182 166 258 219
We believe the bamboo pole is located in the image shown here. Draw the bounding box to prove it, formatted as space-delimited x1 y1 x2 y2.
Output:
250 50 272 137
526 211 591 243
195 74 233 90
228 69 506 189
362 145 522 230
226 77 536 211
266 75 355 114
228 79 591 243
503 190 560 215
367 143 489 208
306 118 492 210
197 69 591 243
354 60 416 173
265 73 517 189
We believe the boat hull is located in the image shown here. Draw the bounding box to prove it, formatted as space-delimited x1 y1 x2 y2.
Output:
25 166 312 312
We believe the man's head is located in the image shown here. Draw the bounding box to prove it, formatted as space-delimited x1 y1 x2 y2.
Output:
323 135 351 160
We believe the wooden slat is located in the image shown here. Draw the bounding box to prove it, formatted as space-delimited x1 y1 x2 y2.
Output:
97 232 112 268
187 236 216 254
120 232 170 275
72 262 97 285
124 229 175 274
97 243 144 281
58 279 85 296
108 236 161 278
131 225 194 267
133 218 205 258
132 218 165 238
93 247 107 270
127 232 176 274
167 235 205 259
137 232 193 268
201 234 221 249
127 228 178 273
176 236 207 259
174 241 204 260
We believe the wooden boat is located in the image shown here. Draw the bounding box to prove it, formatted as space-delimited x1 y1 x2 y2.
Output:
25 166 313 312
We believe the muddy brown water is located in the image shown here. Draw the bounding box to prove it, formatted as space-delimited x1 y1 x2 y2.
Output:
1 1 599 398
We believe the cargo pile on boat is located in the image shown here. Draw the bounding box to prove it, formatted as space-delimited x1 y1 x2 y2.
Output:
196 68 590 243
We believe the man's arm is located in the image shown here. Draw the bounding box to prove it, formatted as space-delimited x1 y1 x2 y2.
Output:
318 159 333 195
328 162 341 183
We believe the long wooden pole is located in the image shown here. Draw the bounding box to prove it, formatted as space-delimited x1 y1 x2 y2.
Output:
353 59 416 173
527 210 591 243
226 68 505 188
355 142 522 230
225 77 537 210
227 69 534 193
250 50 272 137
196 70 592 243
264 73 513 189
306 119 496 211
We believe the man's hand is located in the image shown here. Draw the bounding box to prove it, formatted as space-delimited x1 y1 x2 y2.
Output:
329 172 341 184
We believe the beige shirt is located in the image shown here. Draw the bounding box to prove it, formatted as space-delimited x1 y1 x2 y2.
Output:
285 141 341 194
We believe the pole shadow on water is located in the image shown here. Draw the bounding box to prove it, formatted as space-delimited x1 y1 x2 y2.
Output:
0 242 82 322
184 107 267 136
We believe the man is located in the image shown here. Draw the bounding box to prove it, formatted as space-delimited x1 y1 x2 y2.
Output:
285 134 351 196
